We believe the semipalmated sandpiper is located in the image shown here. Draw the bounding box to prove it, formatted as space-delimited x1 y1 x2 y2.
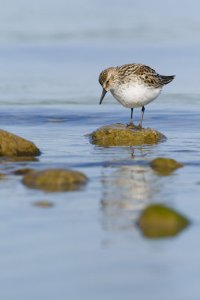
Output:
99 64 175 128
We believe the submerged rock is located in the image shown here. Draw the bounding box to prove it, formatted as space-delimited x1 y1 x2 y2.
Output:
0 156 38 163
12 168 34 176
89 124 166 147
22 169 88 192
138 204 190 238
0 173 6 179
150 157 183 176
33 201 54 208
0 129 40 157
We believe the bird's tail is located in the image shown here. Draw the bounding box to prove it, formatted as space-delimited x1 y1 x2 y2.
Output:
160 75 175 85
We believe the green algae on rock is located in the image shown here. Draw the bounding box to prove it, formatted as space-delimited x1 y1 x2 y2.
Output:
150 157 183 176
89 123 166 147
22 169 88 192
138 204 190 238
0 129 40 157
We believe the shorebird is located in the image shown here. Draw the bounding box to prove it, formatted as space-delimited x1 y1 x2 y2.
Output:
99 63 175 128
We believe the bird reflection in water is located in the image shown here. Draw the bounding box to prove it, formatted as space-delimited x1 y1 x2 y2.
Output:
101 164 159 232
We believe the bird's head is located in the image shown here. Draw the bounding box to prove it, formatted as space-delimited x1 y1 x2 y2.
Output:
98 67 118 104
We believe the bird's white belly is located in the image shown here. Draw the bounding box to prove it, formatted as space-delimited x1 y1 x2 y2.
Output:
111 84 161 108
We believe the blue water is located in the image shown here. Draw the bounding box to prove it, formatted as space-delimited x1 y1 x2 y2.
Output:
0 1 200 299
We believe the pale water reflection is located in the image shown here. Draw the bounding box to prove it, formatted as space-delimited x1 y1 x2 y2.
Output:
101 164 159 231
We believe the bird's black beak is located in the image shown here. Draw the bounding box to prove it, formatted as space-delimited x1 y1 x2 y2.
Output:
99 88 107 104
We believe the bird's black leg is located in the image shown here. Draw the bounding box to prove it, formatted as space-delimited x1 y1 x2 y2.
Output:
130 108 133 124
127 108 134 128
139 106 145 128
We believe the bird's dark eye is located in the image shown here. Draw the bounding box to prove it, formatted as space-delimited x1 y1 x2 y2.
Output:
106 80 109 84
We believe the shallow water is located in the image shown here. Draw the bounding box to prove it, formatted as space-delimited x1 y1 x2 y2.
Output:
0 103 199 300
1 0 200 299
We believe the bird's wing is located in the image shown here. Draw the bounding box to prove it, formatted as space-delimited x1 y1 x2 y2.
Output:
118 64 172 88
133 65 175 87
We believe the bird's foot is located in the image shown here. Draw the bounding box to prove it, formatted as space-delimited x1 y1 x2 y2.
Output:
137 124 143 130
126 122 137 129
126 123 143 130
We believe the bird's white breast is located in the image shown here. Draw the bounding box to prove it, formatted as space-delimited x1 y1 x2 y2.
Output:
110 83 162 108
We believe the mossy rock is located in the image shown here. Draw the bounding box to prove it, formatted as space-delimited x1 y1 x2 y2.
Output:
138 204 190 238
0 129 40 157
22 169 88 192
89 124 166 147
150 157 183 176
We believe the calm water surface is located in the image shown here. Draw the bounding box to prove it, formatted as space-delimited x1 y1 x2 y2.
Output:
0 0 200 299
